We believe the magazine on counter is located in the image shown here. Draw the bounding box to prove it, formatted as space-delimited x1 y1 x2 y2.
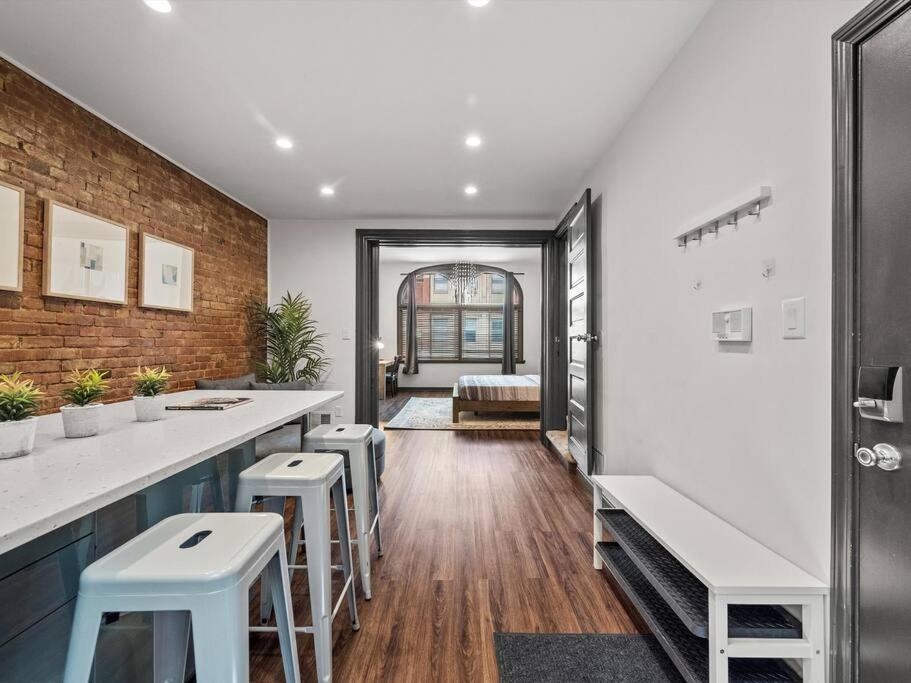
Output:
165 397 253 411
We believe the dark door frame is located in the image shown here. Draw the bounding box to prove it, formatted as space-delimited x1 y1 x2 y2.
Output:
831 1 911 679
354 228 554 435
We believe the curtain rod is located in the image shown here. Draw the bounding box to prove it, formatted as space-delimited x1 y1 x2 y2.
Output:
399 272 525 276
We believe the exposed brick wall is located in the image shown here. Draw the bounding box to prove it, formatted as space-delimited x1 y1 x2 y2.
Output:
0 59 267 412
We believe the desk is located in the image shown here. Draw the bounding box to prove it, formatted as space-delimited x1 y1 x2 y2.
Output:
0 389 342 681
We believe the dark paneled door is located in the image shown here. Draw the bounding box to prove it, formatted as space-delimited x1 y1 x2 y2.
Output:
566 189 594 475
855 6 911 680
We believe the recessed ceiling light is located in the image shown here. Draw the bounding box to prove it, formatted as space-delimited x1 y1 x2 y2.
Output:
465 133 482 148
143 0 172 13
320 185 335 197
275 137 293 150
464 184 479 196
467 0 490 7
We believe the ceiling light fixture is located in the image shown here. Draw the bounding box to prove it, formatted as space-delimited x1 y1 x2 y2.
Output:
320 185 335 197
467 0 490 7
275 137 293 150
143 0 172 13
464 184 478 196
465 133 482 148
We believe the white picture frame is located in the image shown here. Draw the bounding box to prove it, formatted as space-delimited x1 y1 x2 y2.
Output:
139 232 194 312
0 180 25 292
43 200 129 305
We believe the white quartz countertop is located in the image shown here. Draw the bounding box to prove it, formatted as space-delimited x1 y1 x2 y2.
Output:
0 389 343 555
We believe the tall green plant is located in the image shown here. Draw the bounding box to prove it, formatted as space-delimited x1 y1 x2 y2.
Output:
248 292 330 384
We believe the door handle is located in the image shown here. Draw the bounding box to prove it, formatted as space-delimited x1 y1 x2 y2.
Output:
571 333 599 343
855 443 902 471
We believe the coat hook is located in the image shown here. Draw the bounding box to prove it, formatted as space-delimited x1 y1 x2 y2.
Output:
748 201 761 218
727 211 739 229
692 279 703 291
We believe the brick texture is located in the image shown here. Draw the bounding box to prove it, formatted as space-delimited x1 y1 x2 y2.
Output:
0 59 267 412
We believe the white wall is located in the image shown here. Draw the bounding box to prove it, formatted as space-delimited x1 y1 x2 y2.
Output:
582 0 864 582
377 247 542 388
268 219 552 420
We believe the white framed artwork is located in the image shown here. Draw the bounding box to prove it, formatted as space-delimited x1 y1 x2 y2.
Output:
0 180 25 292
140 232 194 312
43 200 129 305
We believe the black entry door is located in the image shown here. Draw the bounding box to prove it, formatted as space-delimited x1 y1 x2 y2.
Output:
854 6 911 680
565 189 595 475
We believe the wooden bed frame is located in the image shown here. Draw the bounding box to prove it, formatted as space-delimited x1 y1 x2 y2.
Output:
452 382 541 423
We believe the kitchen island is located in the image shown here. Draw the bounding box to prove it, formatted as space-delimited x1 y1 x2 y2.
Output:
0 389 342 682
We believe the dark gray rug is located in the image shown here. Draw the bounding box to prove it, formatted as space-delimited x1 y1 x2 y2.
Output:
494 633 684 683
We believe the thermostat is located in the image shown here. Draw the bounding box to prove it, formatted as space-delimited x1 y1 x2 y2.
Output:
712 307 752 342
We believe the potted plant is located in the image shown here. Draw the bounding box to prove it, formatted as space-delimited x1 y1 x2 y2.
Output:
0 372 43 459
248 291 330 385
60 369 109 438
132 366 170 422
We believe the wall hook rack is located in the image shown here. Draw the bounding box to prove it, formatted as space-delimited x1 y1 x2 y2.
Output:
675 186 772 250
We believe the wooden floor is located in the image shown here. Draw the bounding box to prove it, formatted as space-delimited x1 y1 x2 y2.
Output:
249 425 639 682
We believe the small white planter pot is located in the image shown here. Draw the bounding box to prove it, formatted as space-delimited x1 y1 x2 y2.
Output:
61 403 103 439
0 417 38 459
133 395 167 422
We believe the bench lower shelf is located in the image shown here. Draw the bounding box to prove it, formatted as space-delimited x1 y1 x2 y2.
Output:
597 542 800 683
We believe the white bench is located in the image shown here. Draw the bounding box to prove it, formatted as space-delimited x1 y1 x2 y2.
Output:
592 475 828 682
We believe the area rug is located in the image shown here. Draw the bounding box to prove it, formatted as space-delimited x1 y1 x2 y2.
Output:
494 633 683 683
384 397 539 431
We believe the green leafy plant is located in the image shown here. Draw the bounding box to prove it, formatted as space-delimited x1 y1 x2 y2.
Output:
62 369 109 407
132 366 171 397
248 292 330 384
0 372 43 422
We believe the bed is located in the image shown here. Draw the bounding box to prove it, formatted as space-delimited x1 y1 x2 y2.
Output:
452 374 541 423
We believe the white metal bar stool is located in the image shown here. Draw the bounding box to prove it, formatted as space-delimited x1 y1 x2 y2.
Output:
235 451 359 683
303 424 383 600
63 512 300 683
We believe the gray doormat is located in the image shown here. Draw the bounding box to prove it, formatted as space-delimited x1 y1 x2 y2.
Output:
494 633 684 683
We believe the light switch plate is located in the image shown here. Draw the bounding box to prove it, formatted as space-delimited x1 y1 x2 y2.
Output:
782 297 806 339
341 328 351 340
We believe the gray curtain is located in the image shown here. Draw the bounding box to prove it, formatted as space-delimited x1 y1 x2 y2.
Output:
403 272 419 374
501 272 517 375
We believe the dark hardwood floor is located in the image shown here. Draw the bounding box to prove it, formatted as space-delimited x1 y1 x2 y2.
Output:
249 420 639 681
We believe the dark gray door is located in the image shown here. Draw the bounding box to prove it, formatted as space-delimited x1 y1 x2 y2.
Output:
566 189 595 475
855 7 911 680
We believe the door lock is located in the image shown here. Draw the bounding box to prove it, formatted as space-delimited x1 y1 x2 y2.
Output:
855 443 902 471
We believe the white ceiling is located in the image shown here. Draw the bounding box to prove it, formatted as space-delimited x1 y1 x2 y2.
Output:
381 245 540 265
0 0 712 220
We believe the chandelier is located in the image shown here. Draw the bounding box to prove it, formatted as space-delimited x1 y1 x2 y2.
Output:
449 261 479 304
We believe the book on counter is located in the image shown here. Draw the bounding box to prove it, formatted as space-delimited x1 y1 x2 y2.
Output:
165 397 253 411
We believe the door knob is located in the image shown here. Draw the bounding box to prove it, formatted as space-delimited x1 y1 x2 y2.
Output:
855 443 902 471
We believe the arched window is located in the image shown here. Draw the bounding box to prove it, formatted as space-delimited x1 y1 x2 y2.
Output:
397 264 523 363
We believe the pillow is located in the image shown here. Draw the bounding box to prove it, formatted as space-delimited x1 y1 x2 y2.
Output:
249 380 311 391
195 373 256 390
